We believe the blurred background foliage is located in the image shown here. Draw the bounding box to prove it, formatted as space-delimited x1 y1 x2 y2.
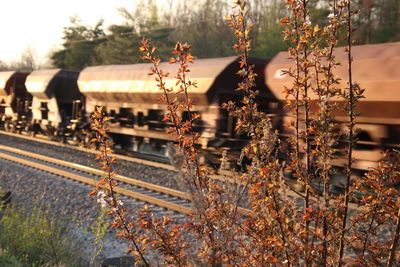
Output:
49 0 399 70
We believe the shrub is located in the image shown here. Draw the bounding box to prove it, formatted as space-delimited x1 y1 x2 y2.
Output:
0 205 83 266
90 0 400 266
0 251 23 267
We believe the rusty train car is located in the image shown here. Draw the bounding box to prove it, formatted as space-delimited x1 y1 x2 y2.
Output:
0 42 399 170
25 69 82 139
77 56 273 158
266 42 400 170
0 71 31 132
0 69 82 140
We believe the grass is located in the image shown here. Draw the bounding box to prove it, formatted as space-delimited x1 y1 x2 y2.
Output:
0 250 23 267
0 205 84 266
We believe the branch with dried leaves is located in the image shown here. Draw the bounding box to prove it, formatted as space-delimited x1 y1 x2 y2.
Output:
86 0 400 266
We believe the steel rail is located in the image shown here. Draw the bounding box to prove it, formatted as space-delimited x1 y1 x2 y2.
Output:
0 130 175 170
0 144 187 199
0 129 387 173
0 133 356 216
0 143 254 217
0 132 347 216
0 134 360 218
0 148 192 215
0 131 282 185
0 130 248 185
0 131 336 187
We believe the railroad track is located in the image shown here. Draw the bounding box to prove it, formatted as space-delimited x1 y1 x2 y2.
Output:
0 143 254 217
0 130 353 213
0 130 243 183
0 143 192 215
0 130 175 170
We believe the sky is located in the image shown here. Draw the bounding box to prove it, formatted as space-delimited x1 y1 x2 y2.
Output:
0 0 140 65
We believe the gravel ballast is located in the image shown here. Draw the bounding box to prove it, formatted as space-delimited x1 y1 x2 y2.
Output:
0 133 186 265
0 158 134 263
0 133 183 191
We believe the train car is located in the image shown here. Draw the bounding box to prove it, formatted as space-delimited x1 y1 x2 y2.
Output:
265 41 400 170
0 43 397 172
78 56 276 160
0 71 31 132
25 69 82 139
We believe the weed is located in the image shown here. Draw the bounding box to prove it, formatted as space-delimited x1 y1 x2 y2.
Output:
0 205 84 266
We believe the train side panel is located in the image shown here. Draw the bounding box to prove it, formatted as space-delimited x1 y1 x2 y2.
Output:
265 41 400 169
78 57 275 159
0 71 31 132
25 69 81 136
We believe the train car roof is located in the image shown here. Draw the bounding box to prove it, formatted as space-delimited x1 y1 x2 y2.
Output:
78 56 246 104
266 42 400 102
0 71 16 96
26 69 80 100
0 71 30 102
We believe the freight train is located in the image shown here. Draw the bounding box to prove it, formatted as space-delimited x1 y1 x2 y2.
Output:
0 42 399 170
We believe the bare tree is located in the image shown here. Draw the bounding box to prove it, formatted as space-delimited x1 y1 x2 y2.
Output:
0 60 10 71
11 47 39 72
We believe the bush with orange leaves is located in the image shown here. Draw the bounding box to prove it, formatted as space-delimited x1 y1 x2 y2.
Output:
89 1 400 266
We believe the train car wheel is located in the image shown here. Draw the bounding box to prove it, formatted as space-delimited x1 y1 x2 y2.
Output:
72 134 80 145
4 121 11 132
84 134 91 146
59 136 66 144
81 132 95 148
10 123 17 133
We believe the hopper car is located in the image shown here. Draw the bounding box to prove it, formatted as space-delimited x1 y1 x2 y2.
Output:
0 41 398 171
77 56 274 163
266 41 400 171
24 69 82 140
0 69 83 141
0 71 31 133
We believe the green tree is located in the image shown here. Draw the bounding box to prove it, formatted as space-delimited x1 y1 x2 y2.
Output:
118 0 161 34
171 0 235 58
95 25 141 65
253 0 332 59
253 0 289 58
370 0 399 43
117 0 175 61
353 0 399 43
51 17 105 70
